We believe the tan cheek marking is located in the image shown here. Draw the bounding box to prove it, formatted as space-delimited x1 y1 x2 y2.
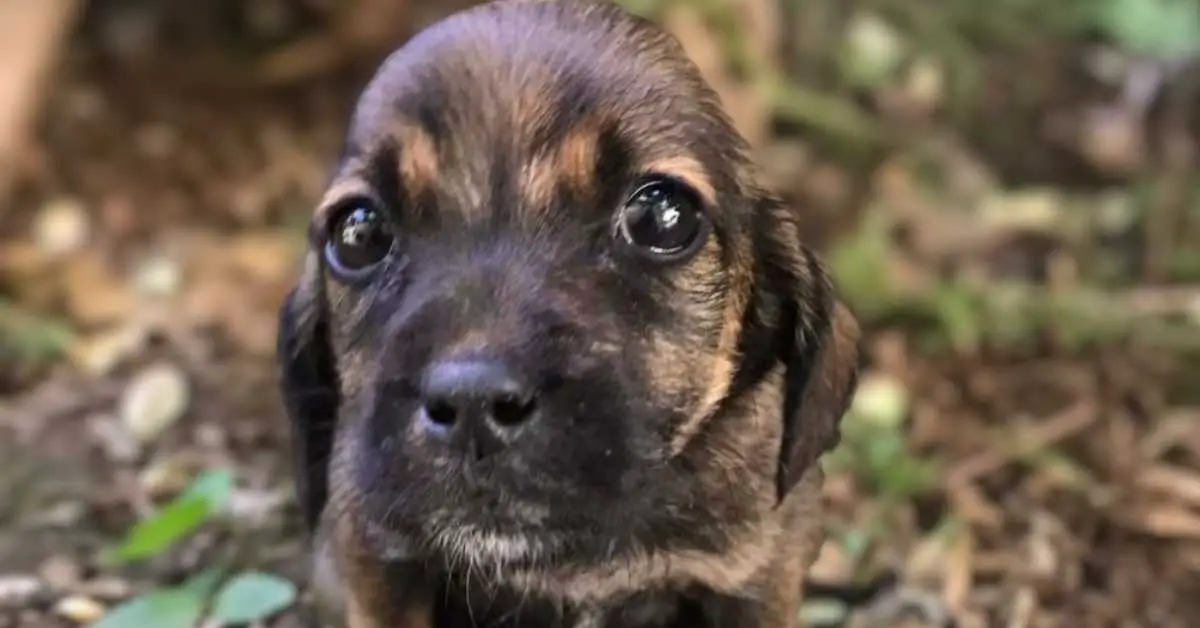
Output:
704 241 752 408
642 155 717 206
668 238 752 455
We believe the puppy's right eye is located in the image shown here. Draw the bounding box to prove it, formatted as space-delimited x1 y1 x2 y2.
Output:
324 202 394 277
616 176 708 262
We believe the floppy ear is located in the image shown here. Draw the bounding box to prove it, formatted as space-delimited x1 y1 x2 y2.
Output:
276 251 339 532
774 249 862 502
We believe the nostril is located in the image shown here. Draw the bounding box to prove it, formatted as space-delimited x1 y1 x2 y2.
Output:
491 394 536 427
424 399 458 426
419 358 538 437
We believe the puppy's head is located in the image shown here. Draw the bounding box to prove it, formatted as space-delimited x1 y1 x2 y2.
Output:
279 0 859 577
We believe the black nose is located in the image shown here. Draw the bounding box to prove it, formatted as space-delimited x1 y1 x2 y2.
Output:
420 359 538 453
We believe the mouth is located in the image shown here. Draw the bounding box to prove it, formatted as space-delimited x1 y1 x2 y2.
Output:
358 508 562 569
358 469 566 559
428 524 565 570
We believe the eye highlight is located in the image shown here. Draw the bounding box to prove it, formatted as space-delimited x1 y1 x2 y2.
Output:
323 200 394 278
616 176 708 261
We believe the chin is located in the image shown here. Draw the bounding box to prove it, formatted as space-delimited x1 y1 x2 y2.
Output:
429 523 567 573
358 477 570 567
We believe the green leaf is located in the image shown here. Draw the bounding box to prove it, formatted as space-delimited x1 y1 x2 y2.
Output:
90 588 205 628
932 283 983 351
182 468 236 505
828 209 894 318
104 469 234 564
878 457 939 498
181 568 227 599
0 300 74 363
209 572 297 625
1095 0 1200 58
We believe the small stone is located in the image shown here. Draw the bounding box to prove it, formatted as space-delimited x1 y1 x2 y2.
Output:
849 373 910 430
76 578 130 601
119 364 190 443
24 501 86 528
978 187 1063 232
37 556 81 590
194 422 227 449
798 598 849 627
904 57 944 110
0 575 43 609
131 255 183 298
53 595 106 624
841 11 906 87
228 488 290 525
32 198 89 257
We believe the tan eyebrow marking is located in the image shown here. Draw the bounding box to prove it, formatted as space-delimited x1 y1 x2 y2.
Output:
519 118 601 225
395 121 440 199
641 155 717 207
557 121 600 194
312 119 439 234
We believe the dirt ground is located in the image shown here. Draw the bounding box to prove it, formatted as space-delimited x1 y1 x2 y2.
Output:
1 1 1199 627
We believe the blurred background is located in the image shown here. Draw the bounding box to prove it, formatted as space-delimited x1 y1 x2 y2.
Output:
0 0 1197 626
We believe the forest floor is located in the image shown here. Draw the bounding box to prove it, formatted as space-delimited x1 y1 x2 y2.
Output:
0 1 1198 627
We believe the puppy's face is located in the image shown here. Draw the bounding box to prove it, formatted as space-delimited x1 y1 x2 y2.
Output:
279 0 859 578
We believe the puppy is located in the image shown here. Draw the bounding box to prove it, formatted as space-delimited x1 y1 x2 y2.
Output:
276 0 861 626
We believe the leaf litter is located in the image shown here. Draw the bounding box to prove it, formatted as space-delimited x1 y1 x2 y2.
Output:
0 1 1198 627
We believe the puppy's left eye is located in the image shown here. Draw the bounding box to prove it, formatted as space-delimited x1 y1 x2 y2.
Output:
616 177 708 260
324 202 394 277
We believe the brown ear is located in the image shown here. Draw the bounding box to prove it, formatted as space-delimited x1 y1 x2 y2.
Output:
276 251 339 532
775 254 861 502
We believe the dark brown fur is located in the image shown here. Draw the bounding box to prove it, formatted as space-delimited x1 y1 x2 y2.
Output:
277 1 861 626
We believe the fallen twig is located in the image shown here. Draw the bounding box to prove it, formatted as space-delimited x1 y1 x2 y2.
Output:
946 400 1099 486
0 0 82 205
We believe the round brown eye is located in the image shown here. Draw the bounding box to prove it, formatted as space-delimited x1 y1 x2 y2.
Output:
324 203 393 275
617 177 707 259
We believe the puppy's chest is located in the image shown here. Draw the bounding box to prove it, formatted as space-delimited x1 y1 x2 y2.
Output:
432 582 719 628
